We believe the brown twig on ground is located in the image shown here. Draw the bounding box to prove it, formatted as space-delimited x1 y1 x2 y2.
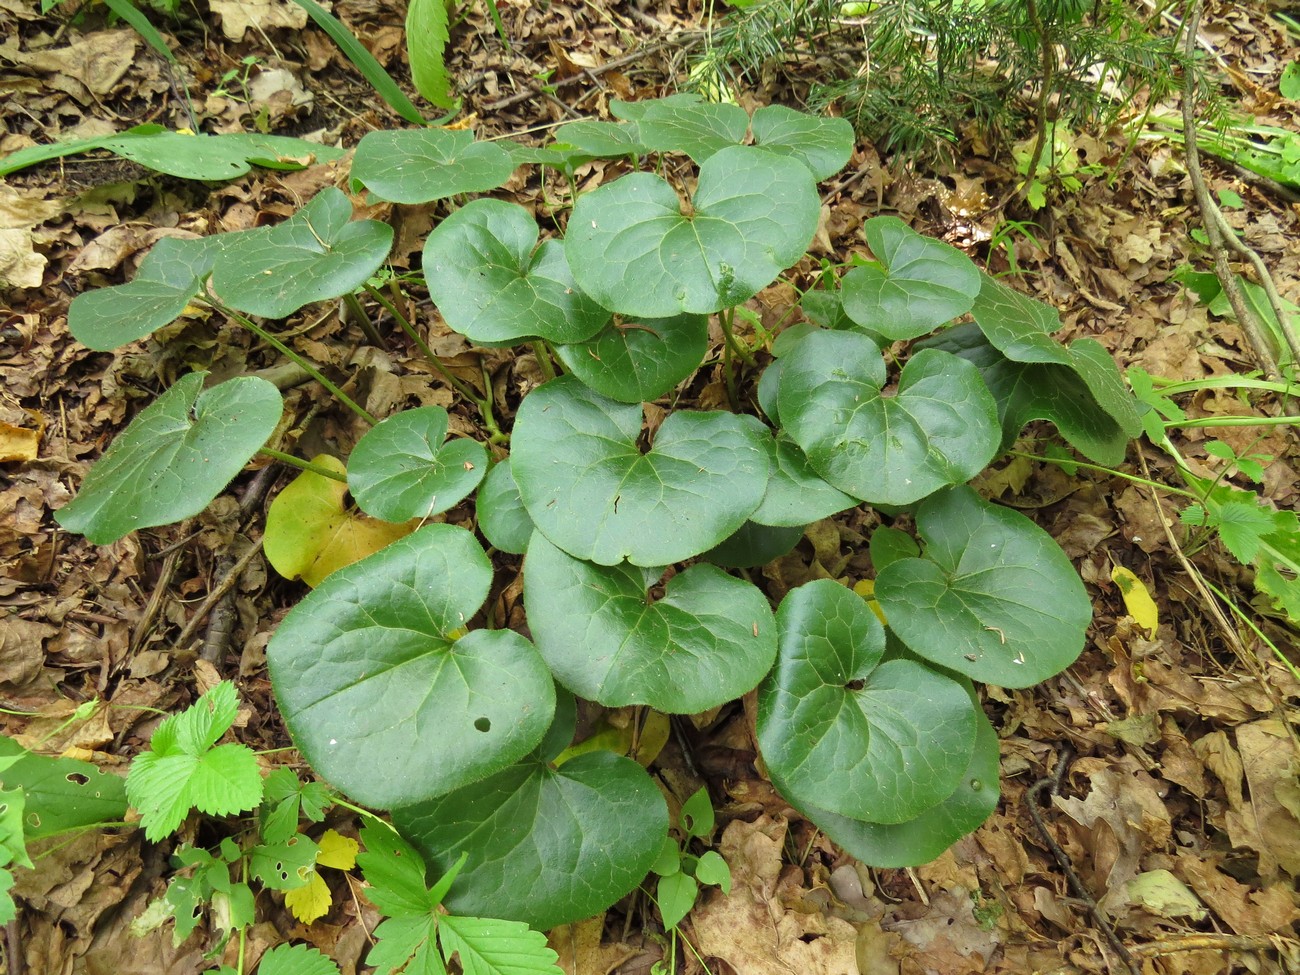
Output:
1129 932 1295 961
1025 746 1142 975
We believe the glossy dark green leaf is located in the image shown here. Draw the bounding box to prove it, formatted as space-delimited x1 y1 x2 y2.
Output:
212 188 393 318
869 526 918 572
0 736 127 838
750 105 854 180
875 487 1091 688
840 216 981 340
476 459 534 556
553 312 709 403
511 376 771 566
757 580 976 823
968 272 1071 363
350 128 516 203
424 199 610 345
777 697 1000 867
56 373 282 544
610 94 748 162
348 406 487 522
777 330 1000 505
565 146 820 317
750 435 857 528
703 520 804 568
393 751 668 931
267 525 555 808
524 533 777 711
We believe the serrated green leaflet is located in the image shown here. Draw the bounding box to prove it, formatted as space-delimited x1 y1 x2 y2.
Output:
393 751 668 931
917 322 1135 464
610 93 748 161
424 199 609 344
268 525 555 808
751 104 855 180
566 145 820 317
750 435 857 528
0 737 127 838
875 487 1091 687
211 188 393 318
776 697 1000 867
841 216 981 340
511 377 771 565
551 119 647 158
476 460 534 555
406 0 455 110
68 232 252 351
348 407 487 522
351 129 517 203
553 312 709 403
777 330 1000 505
523 533 778 711
757 580 976 823
258 943 340 975
438 915 563 975
703 520 804 568
56 373 282 545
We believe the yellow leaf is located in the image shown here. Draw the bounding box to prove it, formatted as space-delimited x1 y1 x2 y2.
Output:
285 870 331 924
316 829 358 871
852 579 888 626
1111 566 1158 635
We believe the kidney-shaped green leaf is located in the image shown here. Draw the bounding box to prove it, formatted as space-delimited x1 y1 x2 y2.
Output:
511 376 771 566
841 216 981 340
750 434 857 528
211 187 393 318
610 94 748 161
424 199 609 345
523 533 777 711
751 104 854 181
350 128 517 204
778 330 1000 505
776 694 1000 867
267 524 555 808
566 146 820 317
348 406 487 522
968 272 1071 363
393 750 668 931
56 373 282 544
874 486 1091 688
551 119 647 159
553 312 709 403
758 580 976 824
476 459 534 556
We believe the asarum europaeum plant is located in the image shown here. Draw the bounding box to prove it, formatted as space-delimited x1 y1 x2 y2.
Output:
56 93 1142 931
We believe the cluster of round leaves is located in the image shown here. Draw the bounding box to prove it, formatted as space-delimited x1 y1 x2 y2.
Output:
57 94 1142 932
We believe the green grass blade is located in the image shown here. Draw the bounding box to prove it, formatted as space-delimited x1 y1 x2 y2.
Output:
100 0 177 64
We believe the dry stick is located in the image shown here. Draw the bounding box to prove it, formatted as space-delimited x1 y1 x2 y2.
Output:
1130 933 1293 960
170 538 264 662
1024 746 1142 975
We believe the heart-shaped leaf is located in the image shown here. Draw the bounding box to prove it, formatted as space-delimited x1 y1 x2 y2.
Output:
511 377 771 565
918 322 1138 465
56 373 281 545
264 455 415 586
840 216 981 340
778 330 1000 505
475 459 534 556
211 188 393 318
69 232 253 351
268 524 556 808
348 407 487 522
424 199 609 345
566 145 820 317
757 580 976 823
750 434 857 528
350 129 517 203
751 105 854 180
610 94 748 161
393 750 667 931
551 120 648 159
776 693 1000 867
968 272 1072 363
874 486 1091 687
553 312 709 403
523 533 778 711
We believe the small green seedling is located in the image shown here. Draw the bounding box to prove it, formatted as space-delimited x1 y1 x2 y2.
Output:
650 788 732 931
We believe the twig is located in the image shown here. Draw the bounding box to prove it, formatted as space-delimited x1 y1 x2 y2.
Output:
170 538 263 660
1130 933 1294 959
1025 746 1141 975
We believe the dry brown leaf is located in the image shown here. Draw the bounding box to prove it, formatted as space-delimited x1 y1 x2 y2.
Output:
209 0 307 41
890 886 1001 974
1176 853 1300 937
547 916 639 975
0 616 57 686
0 419 40 461
1223 720 1300 878
0 227 46 288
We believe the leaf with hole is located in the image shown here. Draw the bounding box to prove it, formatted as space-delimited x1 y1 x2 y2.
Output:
424 199 610 345
211 187 393 318
268 524 555 808
777 330 1000 505
874 486 1091 688
348 407 487 522
565 146 820 317
523 533 777 712
0 736 127 838
553 312 709 403
351 129 516 204
511 377 771 566
757 580 976 823
750 104 854 180
840 217 981 340
56 373 282 545
610 94 748 162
